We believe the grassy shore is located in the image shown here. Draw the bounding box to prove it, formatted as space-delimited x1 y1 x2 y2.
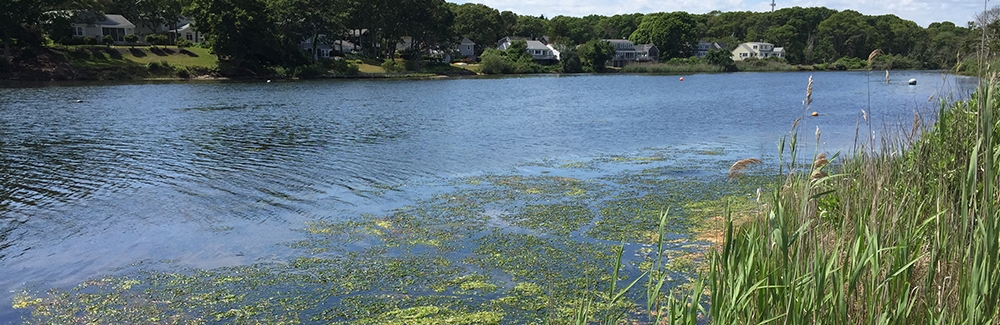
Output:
653 79 1000 324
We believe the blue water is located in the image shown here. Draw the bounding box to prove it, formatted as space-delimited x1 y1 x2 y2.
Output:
0 71 977 322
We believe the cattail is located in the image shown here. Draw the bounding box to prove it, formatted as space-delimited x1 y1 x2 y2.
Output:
805 75 813 105
728 158 763 179
867 49 883 67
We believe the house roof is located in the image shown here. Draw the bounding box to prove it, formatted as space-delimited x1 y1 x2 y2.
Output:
461 37 475 45
634 44 656 52
98 14 135 28
603 39 634 45
525 40 548 50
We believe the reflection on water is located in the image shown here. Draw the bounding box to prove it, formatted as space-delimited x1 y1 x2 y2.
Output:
0 72 977 321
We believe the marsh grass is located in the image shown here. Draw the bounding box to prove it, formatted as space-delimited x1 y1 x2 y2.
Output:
649 76 1000 324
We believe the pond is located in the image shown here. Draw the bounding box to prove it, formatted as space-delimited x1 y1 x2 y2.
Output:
0 71 977 323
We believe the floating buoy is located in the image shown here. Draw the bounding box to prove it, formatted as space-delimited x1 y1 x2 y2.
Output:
811 111 819 117
908 78 917 85
266 80 272 83
679 77 684 81
75 100 83 103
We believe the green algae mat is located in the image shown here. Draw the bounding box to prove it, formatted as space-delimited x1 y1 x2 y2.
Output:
12 148 778 324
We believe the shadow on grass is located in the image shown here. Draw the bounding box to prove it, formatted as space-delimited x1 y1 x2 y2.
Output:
105 48 123 59
149 47 172 56
180 49 199 57
128 48 146 57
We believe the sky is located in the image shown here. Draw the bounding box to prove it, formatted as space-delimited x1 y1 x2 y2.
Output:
449 0 984 27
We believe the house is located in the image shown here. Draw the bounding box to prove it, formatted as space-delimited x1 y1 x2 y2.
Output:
70 13 135 44
170 23 206 43
497 36 557 63
634 44 659 62
459 38 476 60
694 41 726 58
300 35 357 58
602 39 658 66
731 42 785 61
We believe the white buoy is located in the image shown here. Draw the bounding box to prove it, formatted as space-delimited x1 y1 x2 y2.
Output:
266 80 271 83
908 78 917 85
75 100 83 103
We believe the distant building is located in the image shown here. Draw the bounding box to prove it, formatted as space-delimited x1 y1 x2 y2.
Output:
459 37 476 60
65 13 135 44
731 42 785 61
497 36 557 63
602 39 658 67
694 41 726 58
171 23 206 43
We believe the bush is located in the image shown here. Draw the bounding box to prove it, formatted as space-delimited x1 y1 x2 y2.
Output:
479 49 513 74
83 36 98 45
146 61 173 74
102 35 115 47
832 56 866 70
59 36 85 46
293 63 327 78
175 67 191 78
380 59 405 73
124 34 139 47
145 34 168 46
175 38 192 48
322 58 359 76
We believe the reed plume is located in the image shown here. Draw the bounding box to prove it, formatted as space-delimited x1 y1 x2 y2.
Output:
727 158 763 179
813 152 828 169
867 49 883 67
885 70 890 84
805 75 813 105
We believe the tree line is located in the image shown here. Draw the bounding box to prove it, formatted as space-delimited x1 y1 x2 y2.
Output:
0 0 990 73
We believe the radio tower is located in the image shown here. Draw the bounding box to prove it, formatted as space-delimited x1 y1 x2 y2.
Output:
770 0 776 11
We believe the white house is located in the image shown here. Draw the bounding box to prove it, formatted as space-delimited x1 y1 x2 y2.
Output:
497 36 557 62
171 23 205 43
731 42 785 61
70 14 135 43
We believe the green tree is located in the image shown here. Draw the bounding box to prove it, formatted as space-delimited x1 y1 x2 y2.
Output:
102 34 114 47
513 15 548 38
597 13 644 39
578 39 615 71
451 3 502 54
559 46 583 73
505 39 530 62
629 12 698 60
479 48 512 74
185 0 288 73
269 0 347 61
704 48 736 71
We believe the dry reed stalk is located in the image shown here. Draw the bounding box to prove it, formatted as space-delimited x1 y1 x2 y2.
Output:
805 75 814 105
867 49 883 67
886 70 890 84
792 117 802 132
727 158 763 179
862 109 869 123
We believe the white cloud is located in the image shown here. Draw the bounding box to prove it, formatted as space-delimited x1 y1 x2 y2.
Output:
450 0 982 26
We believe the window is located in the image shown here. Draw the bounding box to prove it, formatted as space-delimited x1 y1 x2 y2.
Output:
752 45 757 49
74 26 84 36
186 34 193 41
102 28 125 42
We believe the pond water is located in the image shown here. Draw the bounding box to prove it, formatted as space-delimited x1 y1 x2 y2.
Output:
0 71 977 323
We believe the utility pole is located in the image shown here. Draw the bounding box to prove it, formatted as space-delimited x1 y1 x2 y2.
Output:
771 0 776 12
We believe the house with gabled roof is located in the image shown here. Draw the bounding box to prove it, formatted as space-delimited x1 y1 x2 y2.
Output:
602 39 658 66
497 36 557 63
731 42 785 61
70 14 135 43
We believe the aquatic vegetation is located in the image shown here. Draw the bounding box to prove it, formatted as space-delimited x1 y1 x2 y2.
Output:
12 149 781 324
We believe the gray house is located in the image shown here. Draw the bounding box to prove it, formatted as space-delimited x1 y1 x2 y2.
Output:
695 41 727 58
459 37 476 60
69 13 135 44
603 39 658 66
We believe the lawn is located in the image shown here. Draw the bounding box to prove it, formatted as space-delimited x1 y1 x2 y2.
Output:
58 45 217 68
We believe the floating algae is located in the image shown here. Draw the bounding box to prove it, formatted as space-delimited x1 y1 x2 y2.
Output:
13 148 781 324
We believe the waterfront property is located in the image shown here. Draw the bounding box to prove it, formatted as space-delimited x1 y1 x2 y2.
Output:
694 41 726 58
603 39 658 67
64 12 135 44
460 37 477 60
497 36 558 63
170 23 206 43
731 42 785 61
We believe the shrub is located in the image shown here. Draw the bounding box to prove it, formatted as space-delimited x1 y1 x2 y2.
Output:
293 63 327 78
323 58 359 76
83 36 98 45
102 35 115 47
146 61 173 74
380 59 405 73
175 38 192 48
479 49 513 74
175 67 191 78
144 34 168 46
124 34 138 48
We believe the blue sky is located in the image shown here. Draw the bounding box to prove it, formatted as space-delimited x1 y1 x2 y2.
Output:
450 0 983 27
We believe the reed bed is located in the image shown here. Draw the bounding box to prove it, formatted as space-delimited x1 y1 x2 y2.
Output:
652 78 1000 324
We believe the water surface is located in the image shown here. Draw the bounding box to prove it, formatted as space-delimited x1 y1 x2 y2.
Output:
0 71 976 322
